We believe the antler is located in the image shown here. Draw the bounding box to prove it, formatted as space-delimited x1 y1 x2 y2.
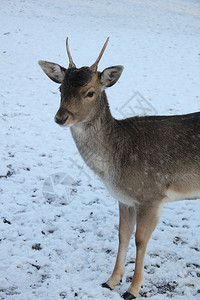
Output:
66 37 76 68
90 37 109 72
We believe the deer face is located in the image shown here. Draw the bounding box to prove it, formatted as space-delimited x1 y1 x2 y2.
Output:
55 66 101 126
38 38 123 126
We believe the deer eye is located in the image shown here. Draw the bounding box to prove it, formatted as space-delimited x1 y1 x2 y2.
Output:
86 91 95 98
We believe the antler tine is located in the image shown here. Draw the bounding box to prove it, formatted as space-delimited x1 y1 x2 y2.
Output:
66 37 76 68
90 37 109 71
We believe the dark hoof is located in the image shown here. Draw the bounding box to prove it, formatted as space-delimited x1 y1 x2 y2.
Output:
101 282 113 291
122 291 136 299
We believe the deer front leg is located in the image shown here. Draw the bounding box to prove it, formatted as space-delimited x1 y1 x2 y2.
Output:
122 205 161 299
102 203 136 290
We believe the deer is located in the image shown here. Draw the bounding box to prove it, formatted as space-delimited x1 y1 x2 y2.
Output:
38 37 200 299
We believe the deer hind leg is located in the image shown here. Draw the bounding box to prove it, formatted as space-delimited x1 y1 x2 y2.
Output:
102 203 136 290
122 204 162 299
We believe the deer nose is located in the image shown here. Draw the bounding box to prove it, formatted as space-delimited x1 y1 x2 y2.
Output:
55 116 68 125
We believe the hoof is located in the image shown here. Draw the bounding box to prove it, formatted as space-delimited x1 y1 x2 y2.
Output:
122 291 136 299
101 282 113 291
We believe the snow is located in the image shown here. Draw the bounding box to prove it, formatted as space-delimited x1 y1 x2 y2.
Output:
0 0 200 299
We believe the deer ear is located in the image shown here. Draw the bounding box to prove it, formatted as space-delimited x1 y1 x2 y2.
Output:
38 60 66 83
100 65 124 89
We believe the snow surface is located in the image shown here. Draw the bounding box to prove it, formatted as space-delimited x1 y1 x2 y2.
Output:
0 0 200 299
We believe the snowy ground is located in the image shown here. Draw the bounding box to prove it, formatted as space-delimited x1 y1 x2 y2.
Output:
0 0 200 299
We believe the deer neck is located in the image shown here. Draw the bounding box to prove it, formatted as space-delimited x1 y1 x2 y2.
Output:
70 91 115 178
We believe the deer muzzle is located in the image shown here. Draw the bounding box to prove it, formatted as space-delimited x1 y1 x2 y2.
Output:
54 115 68 125
54 107 71 126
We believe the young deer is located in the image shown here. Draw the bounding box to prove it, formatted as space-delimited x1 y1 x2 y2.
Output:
38 38 200 299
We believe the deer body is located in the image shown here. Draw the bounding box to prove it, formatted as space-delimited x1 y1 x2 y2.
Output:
72 105 200 206
39 38 200 299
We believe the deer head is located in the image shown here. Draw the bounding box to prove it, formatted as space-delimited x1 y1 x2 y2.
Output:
38 38 123 126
